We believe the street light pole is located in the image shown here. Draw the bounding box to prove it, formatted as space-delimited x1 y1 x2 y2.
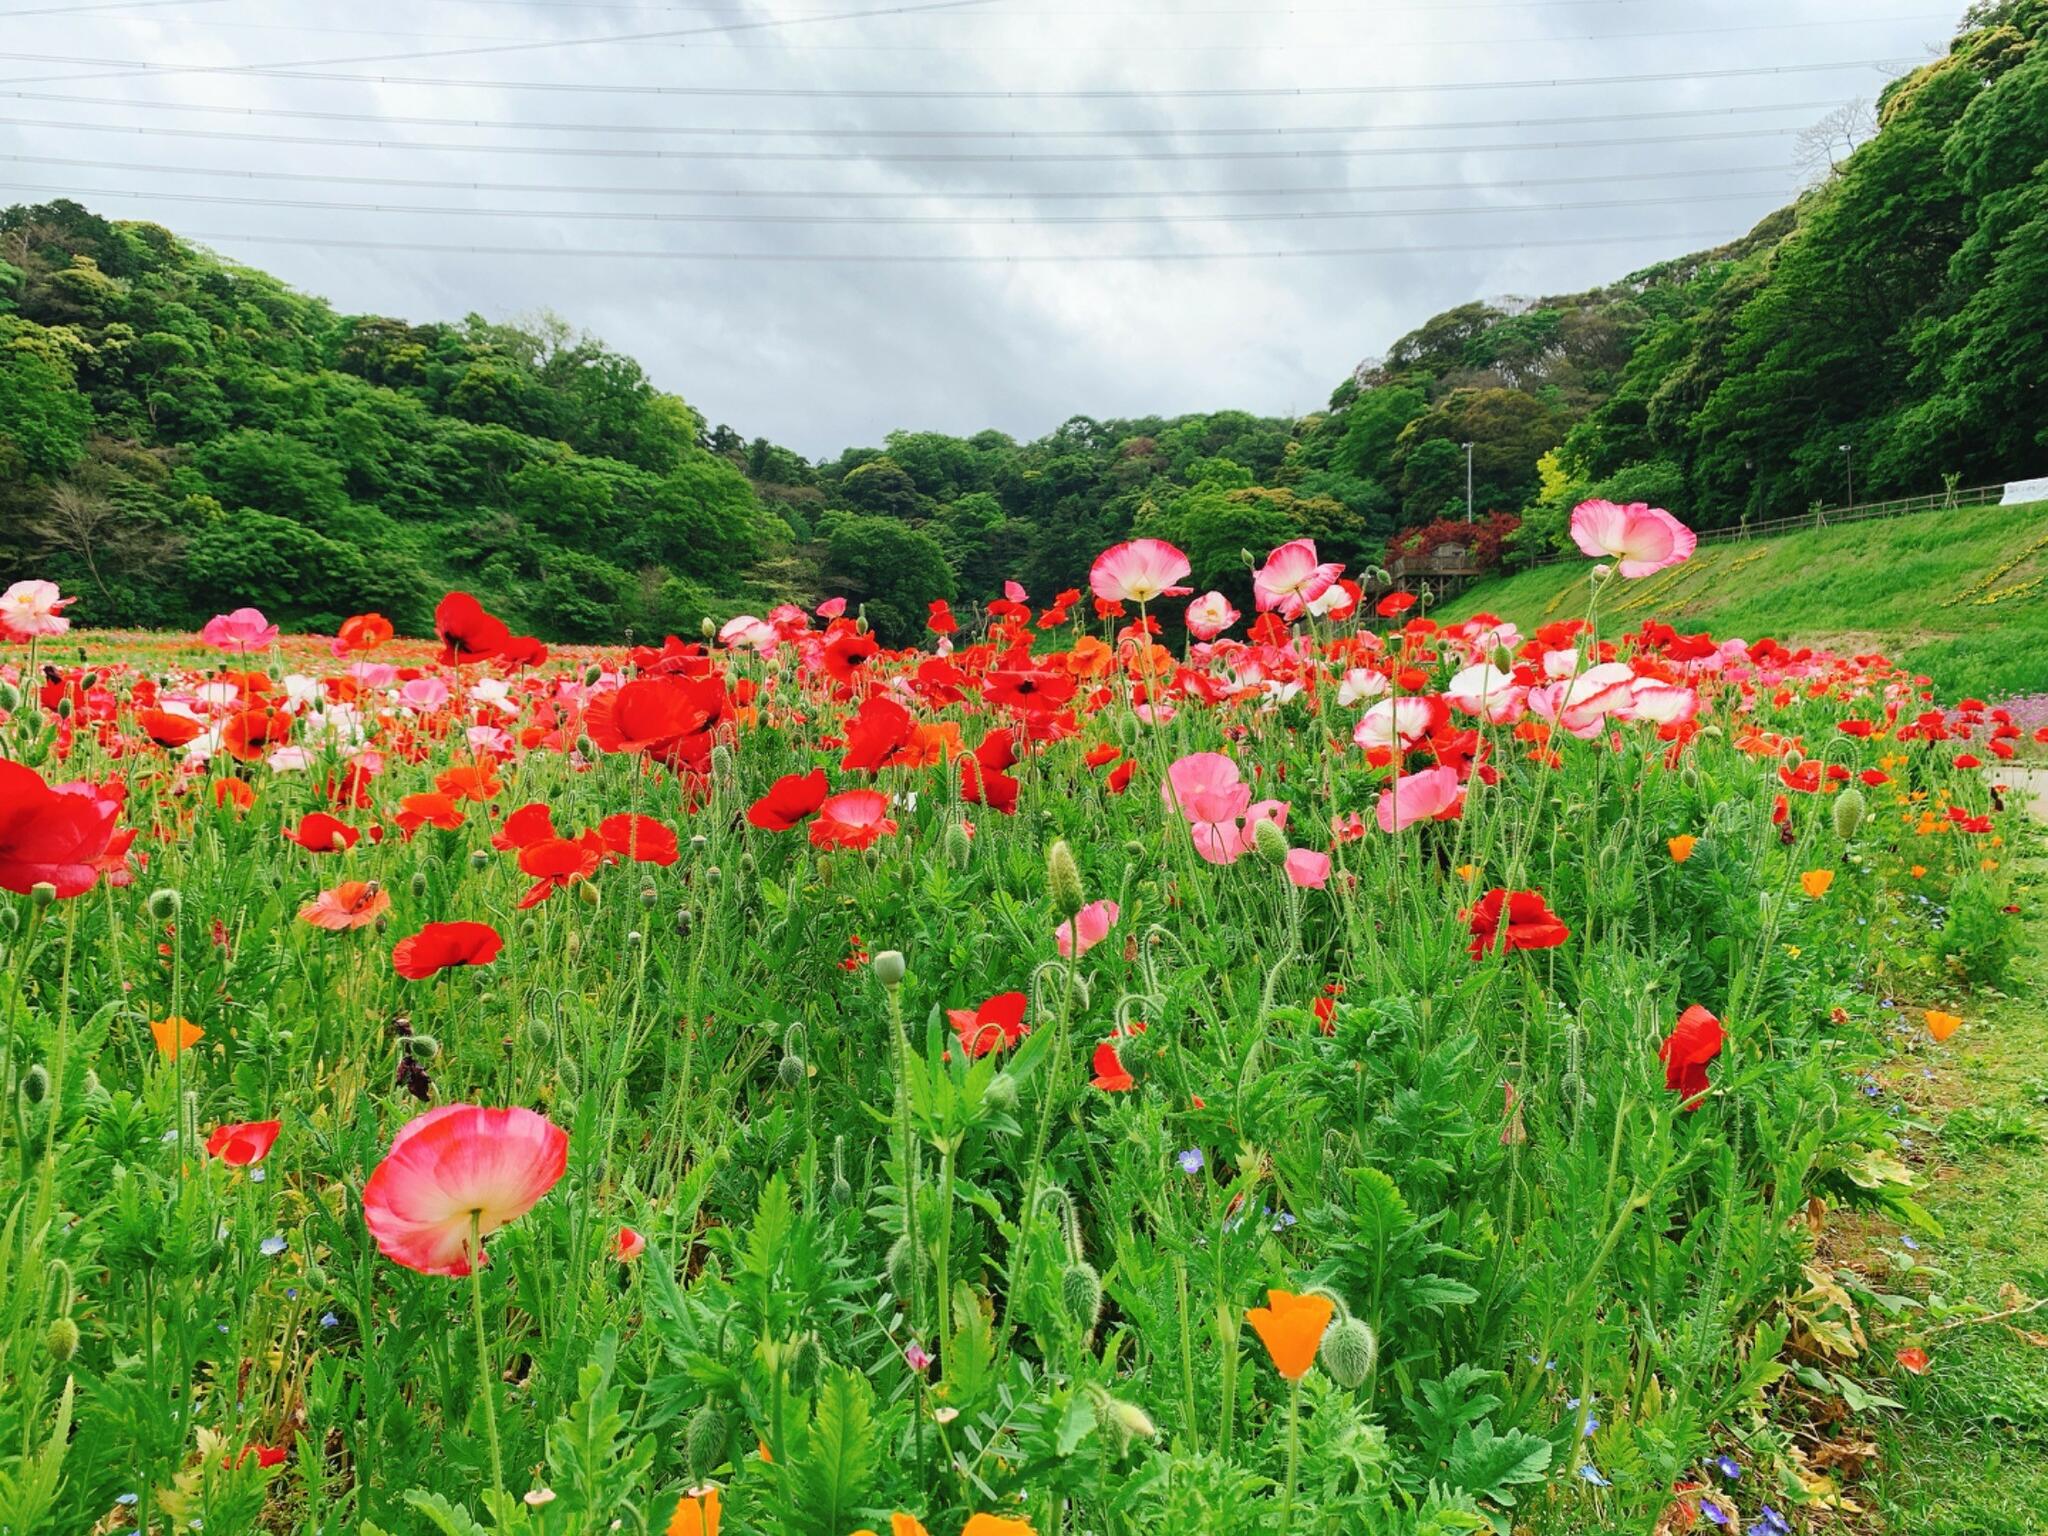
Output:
1840 443 1854 508
1463 441 1475 523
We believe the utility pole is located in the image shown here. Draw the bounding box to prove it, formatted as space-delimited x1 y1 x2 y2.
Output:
1463 441 1475 523
1840 443 1854 508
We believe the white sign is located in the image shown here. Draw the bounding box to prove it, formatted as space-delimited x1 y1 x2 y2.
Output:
2002 477 2048 506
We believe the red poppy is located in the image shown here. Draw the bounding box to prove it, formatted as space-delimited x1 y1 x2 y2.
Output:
213 777 256 814
282 811 360 853
497 634 549 669
1465 888 1571 960
839 695 915 773
982 668 1077 712
221 707 291 762
1090 1038 1135 1091
821 630 881 689
517 831 605 908
434 761 503 802
392 920 504 979
434 591 511 665
747 769 830 831
336 612 395 653
585 675 728 772
205 1119 282 1166
927 599 958 635
1659 1005 1725 1109
394 792 465 838
1106 759 1137 795
946 991 1029 1058
136 707 203 747
492 801 557 851
0 759 123 898
598 813 679 866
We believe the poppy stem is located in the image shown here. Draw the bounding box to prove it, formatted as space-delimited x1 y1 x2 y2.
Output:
1281 1375 1302 1533
468 1215 504 1498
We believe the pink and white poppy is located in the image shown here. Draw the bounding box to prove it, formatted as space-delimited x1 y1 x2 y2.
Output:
1627 678 1700 726
398 677 453 713
1376 765 1466 833
1251 539 1344 619
1528 661 1639 738
1445 664 1526 724
1184 591 1240 640
1056 899 1119 958
361 1105 569 1277
719 615 778 652
1090 539 1193 605
1353 695 1448 755
1569 500 1697 578
1 579 74 639
1338 668 1390 708
1306 578 1359 620
200 606 280 654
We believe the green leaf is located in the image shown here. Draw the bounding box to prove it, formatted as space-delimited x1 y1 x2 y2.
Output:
789 1367 880 1536
1445 1420 1553 1506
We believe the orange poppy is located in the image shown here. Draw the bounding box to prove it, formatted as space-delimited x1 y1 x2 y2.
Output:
150 1016 204 1060
1245 1288 1334 1382
666 1485 720 1536
299 880 392 931
1799 869 1834 898
434 760 503 802
1924 1009 1962 1043
1667 834 1697 863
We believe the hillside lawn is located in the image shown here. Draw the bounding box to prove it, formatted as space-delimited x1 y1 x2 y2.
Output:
1439 503 2048 702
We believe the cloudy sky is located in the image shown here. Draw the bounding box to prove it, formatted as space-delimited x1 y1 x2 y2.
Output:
0 0 1959 457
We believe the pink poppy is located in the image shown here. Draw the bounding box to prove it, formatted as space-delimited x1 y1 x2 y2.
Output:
1251 538 1343 619
719 614 778 652
808 789 899 851
1284 848 1331 888
1089 538 1193 605
815 597 847 619
399 677 452 712
1569 500 1697 578
1528 662 1638 739
1184 590 1240 640
1376 765 1466 833
1445 664 1525 724
1 579 74 639
1056 899 1118 958
1352 695 1448 755
200 606 280 654
1004 580 1027 603
361 1104 569 1276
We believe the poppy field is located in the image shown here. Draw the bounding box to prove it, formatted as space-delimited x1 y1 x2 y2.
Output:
0 504 2036 1536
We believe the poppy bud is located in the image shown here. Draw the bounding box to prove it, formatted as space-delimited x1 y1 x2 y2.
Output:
777 1052 807 1090
1832 787 1867 841
20 1062 49 1104
0 682 18 710
690 834 709 854
786 1333 827 1392
886 1233 918 1299
526 1017 554 1049
831 1174 854 1206
872 950 906 988
738 852 755 878
0 908 15 937
1047 840 1085 918
80 670 98 689
685 1404 728 1480
30 881 57 908
944 823 971 869
1252 818 1289 867
469 849 489 870
627 930 643 949
1122 839 1145 860
44 1315 80 1362
55 697 72 719
710 743 734 781
403 1033 441 1059
639 884 658 908
147 887 181 920
583 665 602 686
984 1073 1018 1113
1319 1315 1378 1389
575 735 594 757
674 906 694 937
1060 1260 1103 1332
700 616 717 639
558 1057 582 1093
576 880 601 907
1089 1386 1156 1449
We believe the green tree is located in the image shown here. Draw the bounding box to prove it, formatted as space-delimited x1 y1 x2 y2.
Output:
0 343 92 477
823 514 955 644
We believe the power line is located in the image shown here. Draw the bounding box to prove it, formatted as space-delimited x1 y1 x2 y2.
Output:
0 89 1848 138
170 225 1763 263
11 12 1955 53
0 55 1919 98
0 151 1794 201
0 0 221 13
0 114 1810 161
0 178 1785 226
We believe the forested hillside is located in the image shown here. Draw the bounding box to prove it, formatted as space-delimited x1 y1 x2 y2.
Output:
2 0 2042 643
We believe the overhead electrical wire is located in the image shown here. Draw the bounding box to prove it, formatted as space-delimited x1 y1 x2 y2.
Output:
159 226 1764 263
0 151 1795 202
0 114 1812 161
0 178 1786 226
0 90 1849 138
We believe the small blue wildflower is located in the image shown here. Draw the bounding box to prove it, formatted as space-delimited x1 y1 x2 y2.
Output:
1577 1463 1611 1487
1700 1498 1729 1526
286 1288 298 1300
260 1235 287 1257
118 1494 139 1507
1901 1235 1919 1251
1270 1211 1296 1232
1178 1147 1205 1175
320 1312 340 1329
250 1167 266 1184
1714 1453 1742 1481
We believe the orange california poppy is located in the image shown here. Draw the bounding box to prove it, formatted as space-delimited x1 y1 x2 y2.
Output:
434 760 503 802
962 1519 1037 1536
1799 868 1834 898
298 880 392 931
1667 834 1697 863
666 1485 720 1536
1924 1009 1962 1043
1245 1288 1334 1382
150 1016 204 1060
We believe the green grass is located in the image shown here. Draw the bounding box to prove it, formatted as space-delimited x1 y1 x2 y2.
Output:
1858 845 2048 1533
1440 503 2048 701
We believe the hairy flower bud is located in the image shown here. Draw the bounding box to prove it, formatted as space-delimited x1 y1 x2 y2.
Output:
1832 786 1867 841
944 823 972 869
1047 840 1085 918
1320 1315 1378 1389
30 881 57 908
872 950 906 988
777 1052 807 1090
147 887 182 920
685 1404 727 1480
786 1333 827 1393
1061 1260 1103 1333
44 1315 80 1363
1251 818 1289 868
20 1062 50 1105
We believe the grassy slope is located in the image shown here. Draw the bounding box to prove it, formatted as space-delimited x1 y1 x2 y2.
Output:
1857 832 2048 1534
1437 503 2048 701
